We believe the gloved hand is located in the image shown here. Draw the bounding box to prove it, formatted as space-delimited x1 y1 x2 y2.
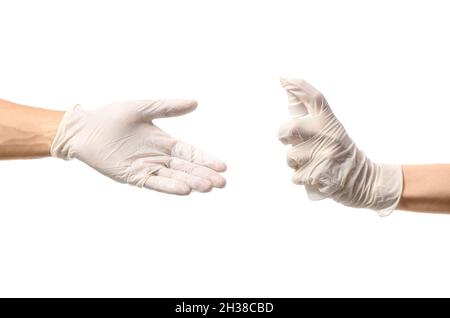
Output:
277 78 402 216
51 99 226 195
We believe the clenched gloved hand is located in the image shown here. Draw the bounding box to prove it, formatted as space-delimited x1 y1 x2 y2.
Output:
51 99 226 195
277 78 402 216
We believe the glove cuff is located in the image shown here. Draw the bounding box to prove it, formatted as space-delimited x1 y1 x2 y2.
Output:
50 104 85 160
373 163 403 217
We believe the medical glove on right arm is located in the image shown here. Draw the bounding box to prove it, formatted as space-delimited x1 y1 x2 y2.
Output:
277 78 403 216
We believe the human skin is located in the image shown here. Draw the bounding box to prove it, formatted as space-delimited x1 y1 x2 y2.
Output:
0 99 64 159
397 165 450 213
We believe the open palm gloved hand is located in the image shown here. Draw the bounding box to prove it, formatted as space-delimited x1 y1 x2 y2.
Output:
51 99 226 195
277 78 403 216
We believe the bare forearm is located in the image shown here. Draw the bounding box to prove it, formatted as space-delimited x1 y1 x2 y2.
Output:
398 165 450 213
0 99 64 159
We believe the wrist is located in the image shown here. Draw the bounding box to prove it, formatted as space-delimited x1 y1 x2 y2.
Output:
330 155 402 216
372 163 403 216
50 104 86 160
41 110 65 156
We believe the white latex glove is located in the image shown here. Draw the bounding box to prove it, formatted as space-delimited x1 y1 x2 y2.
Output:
277 78 402 216
51 99 226 195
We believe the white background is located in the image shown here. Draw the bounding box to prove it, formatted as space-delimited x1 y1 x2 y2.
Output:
0 0 449 297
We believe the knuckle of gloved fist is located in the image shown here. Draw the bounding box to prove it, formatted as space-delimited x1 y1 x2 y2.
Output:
282 126 302 141
278 136 288 145
286 151 301 169
286 147 307 168
291 172 305 185
277 127 289 143
279 134 300 145
290 127 304 140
